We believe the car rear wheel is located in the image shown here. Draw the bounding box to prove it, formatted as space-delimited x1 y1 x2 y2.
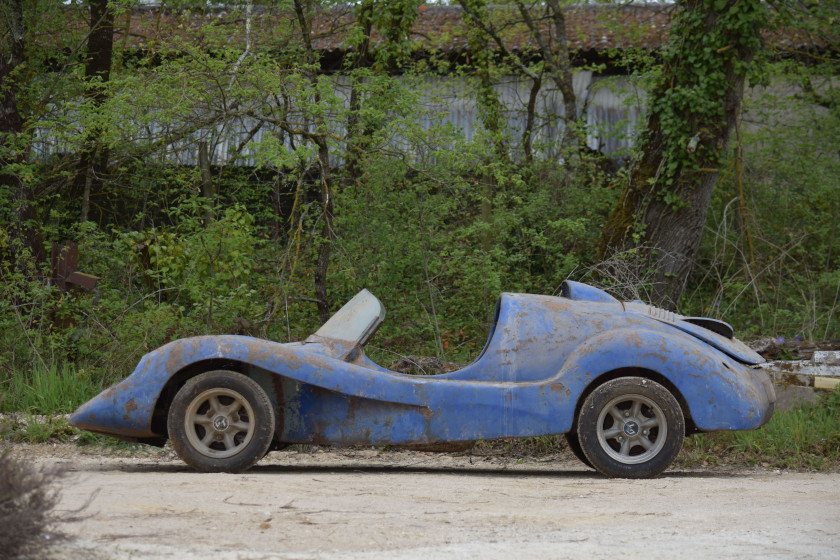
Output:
168 370 274 473
576 377 684 478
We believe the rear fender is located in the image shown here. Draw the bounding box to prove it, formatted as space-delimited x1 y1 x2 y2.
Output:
554 328 772 431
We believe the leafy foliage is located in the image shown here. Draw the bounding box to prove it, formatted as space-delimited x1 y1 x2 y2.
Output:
649 0 769 185
684 57 840 339
0 1 838 417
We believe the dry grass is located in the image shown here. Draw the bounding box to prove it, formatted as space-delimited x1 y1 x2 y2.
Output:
0 448 67 558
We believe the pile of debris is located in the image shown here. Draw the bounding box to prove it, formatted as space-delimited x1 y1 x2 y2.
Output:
749 338 840 361
749 339 840 392
388 355 462 375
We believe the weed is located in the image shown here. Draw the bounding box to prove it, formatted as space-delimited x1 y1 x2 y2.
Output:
74 430 101 446
3 415 76 444
0 449 67 558
471 435 569 458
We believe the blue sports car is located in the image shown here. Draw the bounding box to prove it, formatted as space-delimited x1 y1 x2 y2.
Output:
70 281 775 478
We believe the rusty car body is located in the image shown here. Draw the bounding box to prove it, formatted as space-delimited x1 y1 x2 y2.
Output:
70 280 776 478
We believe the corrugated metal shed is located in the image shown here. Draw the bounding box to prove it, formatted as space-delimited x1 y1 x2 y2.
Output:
33 71 644 166
37 4 830 167
36 5 680 166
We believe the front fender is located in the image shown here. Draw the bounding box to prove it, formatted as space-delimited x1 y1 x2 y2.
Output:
70 336 334 437
70 335 434 438
555 327 774 431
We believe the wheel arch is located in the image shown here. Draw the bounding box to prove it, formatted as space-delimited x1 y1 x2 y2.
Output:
570 367 698 436
165 368 276 472
150 358 251 436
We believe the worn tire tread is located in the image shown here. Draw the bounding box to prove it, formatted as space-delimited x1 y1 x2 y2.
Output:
576 376 684 479
167 370 274 473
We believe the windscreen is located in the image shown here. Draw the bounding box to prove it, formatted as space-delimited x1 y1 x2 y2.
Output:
312 289 385 346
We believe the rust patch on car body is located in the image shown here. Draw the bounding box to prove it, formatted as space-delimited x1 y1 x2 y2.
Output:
550 382 572 398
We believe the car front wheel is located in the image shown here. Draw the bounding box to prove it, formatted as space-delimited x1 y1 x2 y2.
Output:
576 377 684 478
168 370 275 473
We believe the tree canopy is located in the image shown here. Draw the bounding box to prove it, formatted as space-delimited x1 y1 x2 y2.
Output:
0 1 838 393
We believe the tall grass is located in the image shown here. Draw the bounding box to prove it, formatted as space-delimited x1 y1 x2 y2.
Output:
0 362 100 414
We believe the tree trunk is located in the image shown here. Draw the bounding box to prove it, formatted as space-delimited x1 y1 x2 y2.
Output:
344 0 373 189
543 0 578 152
75 0 114 223
469 33 508 251
514 0 577 153
294 0 333 323
523 75 541 162
599 0 766 308
1 0 45 271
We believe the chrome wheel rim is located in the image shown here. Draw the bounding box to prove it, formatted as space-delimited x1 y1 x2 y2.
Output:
596 393 667 465
183 388 256 459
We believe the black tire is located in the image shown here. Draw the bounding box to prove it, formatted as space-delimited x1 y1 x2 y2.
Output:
576 377 684 478
564 433 593 469
167 370 275 473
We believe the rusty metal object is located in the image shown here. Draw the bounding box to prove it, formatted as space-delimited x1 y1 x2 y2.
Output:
749 338 840 361
51 241 99 292
70 280 775 477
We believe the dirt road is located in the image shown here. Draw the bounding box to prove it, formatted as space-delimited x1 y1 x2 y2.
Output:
17 444 840 559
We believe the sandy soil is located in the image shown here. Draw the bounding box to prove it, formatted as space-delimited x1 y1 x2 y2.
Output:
10 443 840 559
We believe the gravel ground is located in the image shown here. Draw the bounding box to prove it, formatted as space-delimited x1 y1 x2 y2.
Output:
7 442 840 560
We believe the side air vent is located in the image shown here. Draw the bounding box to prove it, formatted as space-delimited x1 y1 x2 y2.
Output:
645 305 677 324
